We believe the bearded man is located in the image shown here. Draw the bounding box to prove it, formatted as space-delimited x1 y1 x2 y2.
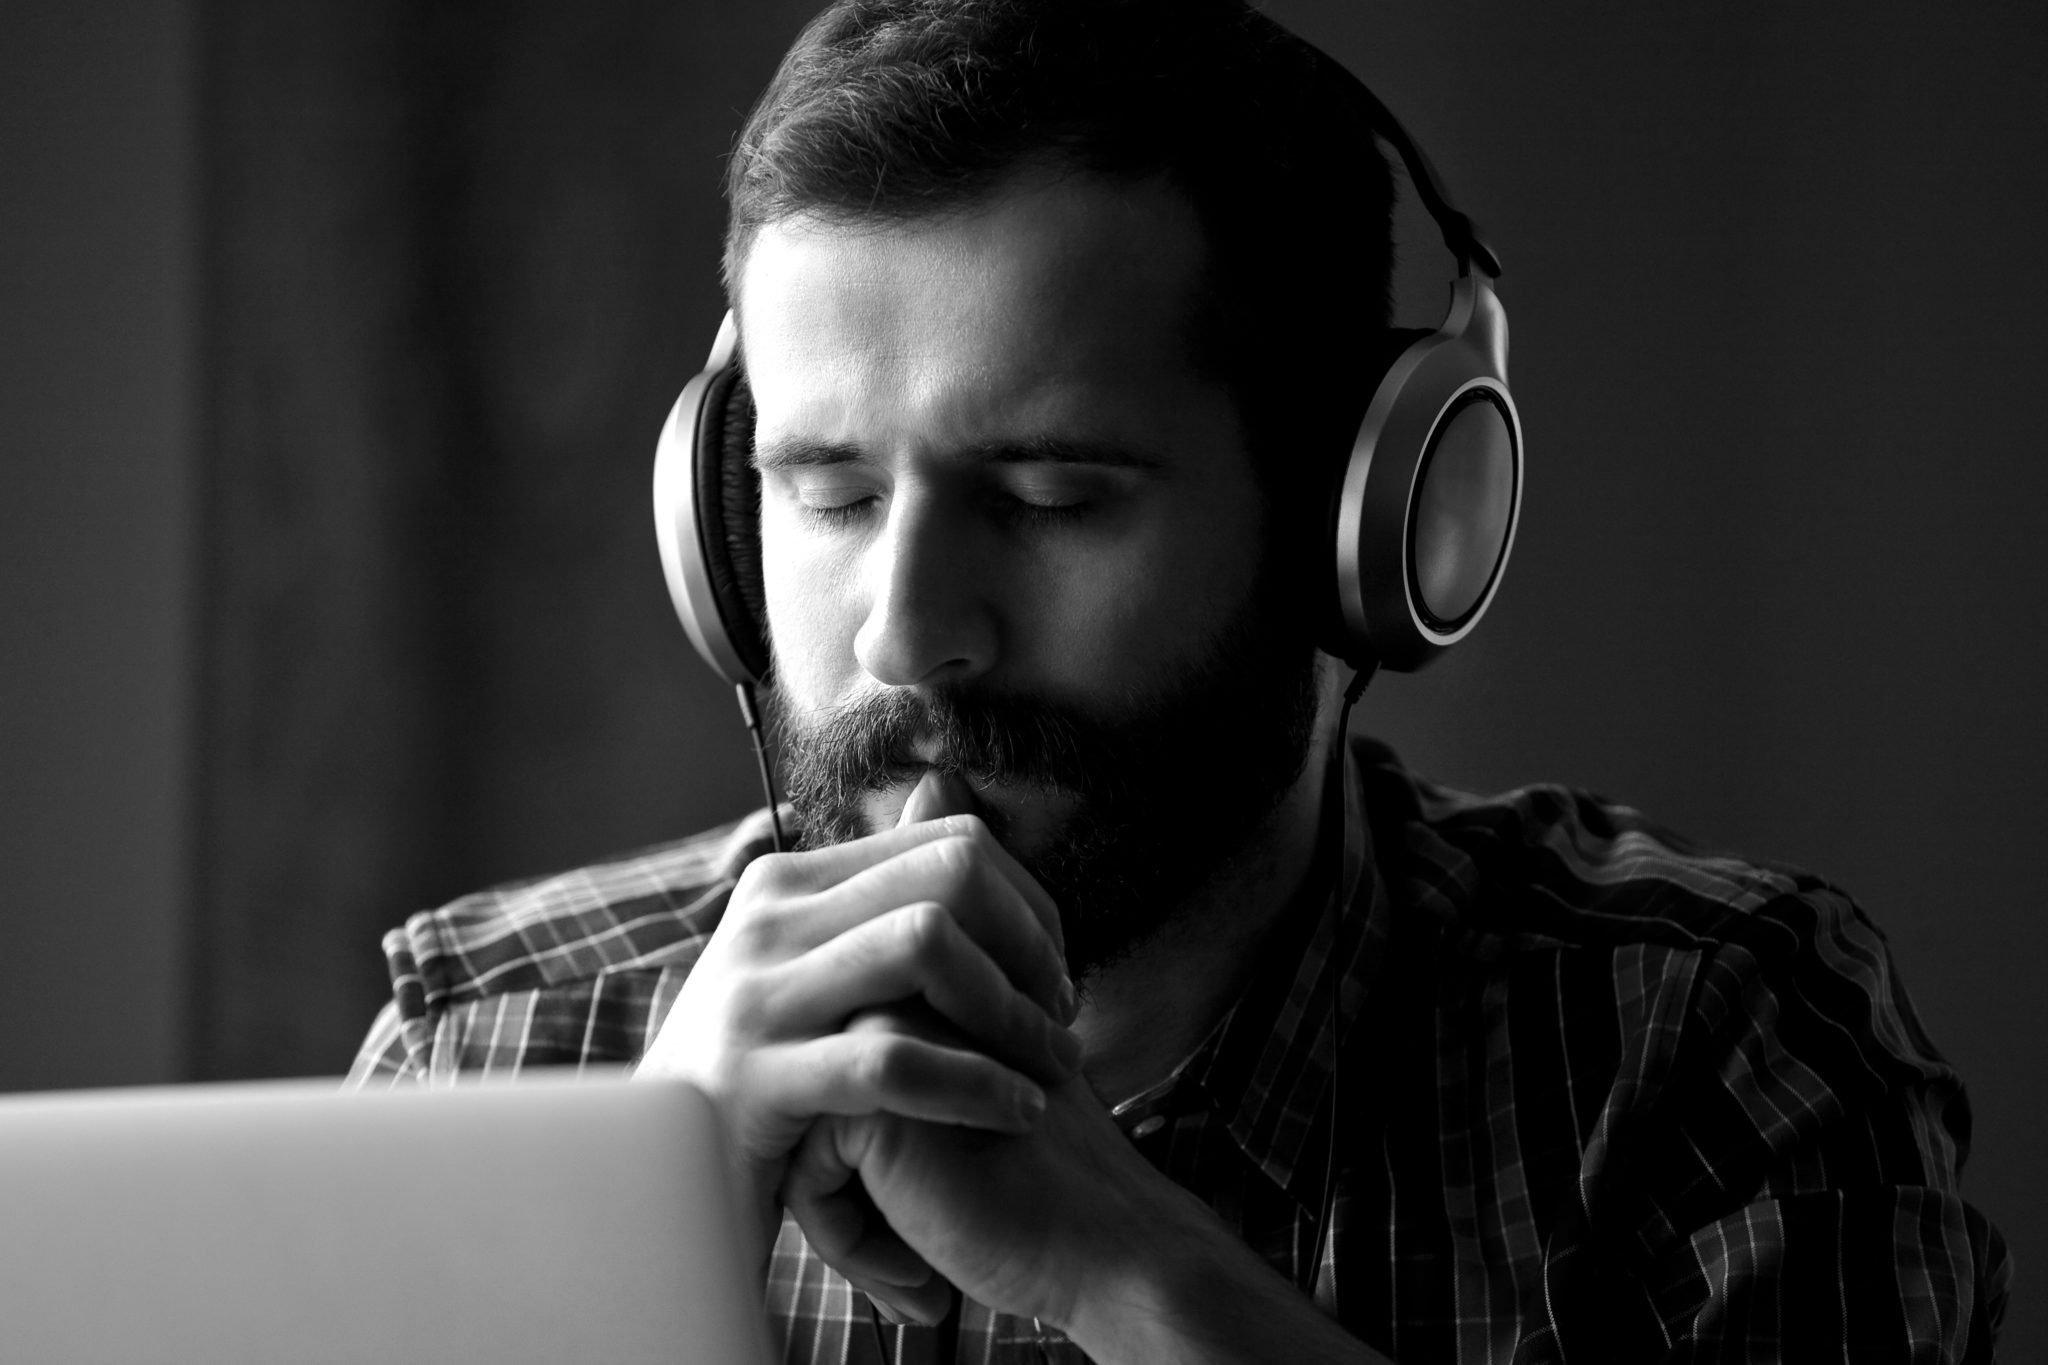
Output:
349 2 2009 1360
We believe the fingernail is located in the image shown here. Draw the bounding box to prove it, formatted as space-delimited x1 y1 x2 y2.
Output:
1056 976 1080 1025
1016 1081 1046 1126
899 768 980 826
898 769 943 827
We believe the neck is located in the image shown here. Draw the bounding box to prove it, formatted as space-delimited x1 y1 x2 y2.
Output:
1074 716 1341 1108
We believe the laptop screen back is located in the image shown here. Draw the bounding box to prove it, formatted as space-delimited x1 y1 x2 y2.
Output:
0 1074 776 1365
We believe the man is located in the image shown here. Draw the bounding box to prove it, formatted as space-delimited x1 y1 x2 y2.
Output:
349 1 2009 1360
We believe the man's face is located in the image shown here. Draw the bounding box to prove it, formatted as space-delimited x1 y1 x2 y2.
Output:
739 168 1322 975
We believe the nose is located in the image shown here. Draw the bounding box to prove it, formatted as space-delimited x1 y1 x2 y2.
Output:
853 489 997 687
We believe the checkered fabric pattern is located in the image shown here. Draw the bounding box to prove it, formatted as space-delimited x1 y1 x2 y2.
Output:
348 737 2009 1362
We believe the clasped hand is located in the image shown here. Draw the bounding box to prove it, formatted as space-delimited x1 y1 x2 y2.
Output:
638 771 1157 1331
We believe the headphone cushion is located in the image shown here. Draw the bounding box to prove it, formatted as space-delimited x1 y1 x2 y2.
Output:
1322 327 1433 651
693 365 771 680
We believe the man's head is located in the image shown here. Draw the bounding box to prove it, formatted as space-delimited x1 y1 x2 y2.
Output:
728 1 1396 974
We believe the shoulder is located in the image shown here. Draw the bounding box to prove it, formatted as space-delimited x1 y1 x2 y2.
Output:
1351 734 1958 1169
1349 741 2008 1353
385 806 781 1011
1353 734 1845 962
350 808 781 1084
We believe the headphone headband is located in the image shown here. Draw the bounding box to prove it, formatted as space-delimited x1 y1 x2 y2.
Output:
1327 68 1503 280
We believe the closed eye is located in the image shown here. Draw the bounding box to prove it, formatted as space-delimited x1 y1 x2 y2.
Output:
990 465 1137 526
755 431 1157 531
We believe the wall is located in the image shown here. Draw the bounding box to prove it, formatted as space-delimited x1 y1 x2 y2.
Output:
0 0 193 1089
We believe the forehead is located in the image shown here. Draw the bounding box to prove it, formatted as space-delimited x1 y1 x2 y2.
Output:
734 170 1226 454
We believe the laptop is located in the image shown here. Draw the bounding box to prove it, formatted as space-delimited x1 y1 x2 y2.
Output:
0 1072 777 1365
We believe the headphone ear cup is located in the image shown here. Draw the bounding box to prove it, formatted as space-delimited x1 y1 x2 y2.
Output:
652 311 771 687
689 364 772 683
1327 278 1522 671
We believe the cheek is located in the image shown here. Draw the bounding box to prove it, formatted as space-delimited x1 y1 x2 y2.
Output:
759 507 859 703
1018 504 1267 689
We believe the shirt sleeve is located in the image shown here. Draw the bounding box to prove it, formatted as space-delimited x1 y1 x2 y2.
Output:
1551 886 2011 1361
341 923 434 1089
336 820 761 1092
343 998 422 1089
339 912 703 1088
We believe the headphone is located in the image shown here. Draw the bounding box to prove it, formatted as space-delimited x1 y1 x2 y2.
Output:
653 64 1523 690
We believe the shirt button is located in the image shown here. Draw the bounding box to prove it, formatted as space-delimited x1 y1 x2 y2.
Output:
1131 1115 1165 1139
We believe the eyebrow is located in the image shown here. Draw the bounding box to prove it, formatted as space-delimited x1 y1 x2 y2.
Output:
752 433 1166 473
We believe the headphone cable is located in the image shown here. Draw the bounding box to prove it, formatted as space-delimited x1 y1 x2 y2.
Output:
1305 661 1376 1304
735 682 787 853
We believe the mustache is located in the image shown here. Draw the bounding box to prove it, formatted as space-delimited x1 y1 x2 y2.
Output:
768 686 1125 800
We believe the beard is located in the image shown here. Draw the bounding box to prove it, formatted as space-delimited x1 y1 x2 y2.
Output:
760 592 1324 981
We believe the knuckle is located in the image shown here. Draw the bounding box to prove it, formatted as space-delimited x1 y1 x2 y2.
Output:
721 973 774 1035
843 1006 900 1038
731 856 776 901
922 834 981 895
735 851 803 900
893 901 954 967
855 1034 913 1095
724 903 793 958
922 834 969 879
940 812 991 845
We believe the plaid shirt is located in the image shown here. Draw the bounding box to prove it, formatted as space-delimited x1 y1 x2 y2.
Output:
348 738 2009 1363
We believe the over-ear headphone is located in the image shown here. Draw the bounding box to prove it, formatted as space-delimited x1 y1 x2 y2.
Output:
653 310 769 688
653 68 1522 688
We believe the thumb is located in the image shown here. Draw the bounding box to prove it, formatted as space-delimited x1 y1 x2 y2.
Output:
898 768 981 827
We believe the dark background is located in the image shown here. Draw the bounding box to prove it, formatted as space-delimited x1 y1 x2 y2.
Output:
3 0 2038 1352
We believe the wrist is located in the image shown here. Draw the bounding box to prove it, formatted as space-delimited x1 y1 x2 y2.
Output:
1062 1179 1381 1365
1054 1167 1199 1357
1059 1175 1238 1362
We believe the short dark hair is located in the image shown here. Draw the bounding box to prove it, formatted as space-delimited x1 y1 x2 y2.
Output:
724 0 1395 520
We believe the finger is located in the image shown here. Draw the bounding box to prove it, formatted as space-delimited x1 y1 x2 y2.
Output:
785 1120 956 1326
782 1124 938 1290
771 902 1079 1083
759 1027 1046 1133
736 811 984 895
845 1001 957 1044
949 818 1065 968
895 773 1074 1008
854 1272 957 1329
818 833 1073 1023
898 767 976 827
896 769 1065 967
734 815 1069 989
